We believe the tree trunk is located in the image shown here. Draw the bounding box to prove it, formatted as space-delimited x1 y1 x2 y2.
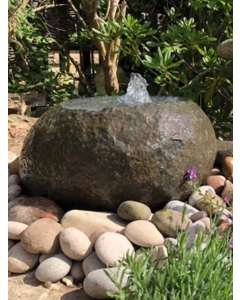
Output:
102 62 119 95
79 0 127 95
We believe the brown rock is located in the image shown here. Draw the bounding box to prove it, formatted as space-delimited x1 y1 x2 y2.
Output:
222 157 233 182
21 218 63 254
197 192 226 215
218 222 232 237
205 175 226 195
19 98 216 211
152 209 192 238
8 196 64 225
221 180 233 205
190 211 208 222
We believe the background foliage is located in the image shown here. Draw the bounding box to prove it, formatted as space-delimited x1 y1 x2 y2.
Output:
8 0 233 139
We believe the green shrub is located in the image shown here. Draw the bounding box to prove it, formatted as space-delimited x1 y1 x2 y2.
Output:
106 229 233 300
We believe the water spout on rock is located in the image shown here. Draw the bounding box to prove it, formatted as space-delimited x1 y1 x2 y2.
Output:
117 73 152 105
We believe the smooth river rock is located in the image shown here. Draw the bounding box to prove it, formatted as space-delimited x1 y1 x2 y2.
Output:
35 253 72 283
152 209 192 238
124 220 164 247
59 227 92 260
8 242 39 273
61 210 128 237
196 192 226 215
83 267 129 299
8 184 21 202
164 200 199 217
70 261 85 281
8 197 64 225
188 185 215 207
21 218 63 254
8 174 20 186
82 252 106 275
8 221 28 240
95 232 135 266
117 201 151 221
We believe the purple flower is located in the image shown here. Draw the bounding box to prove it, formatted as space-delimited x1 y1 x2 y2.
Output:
223 196 229 203
184 168 197 181
229 243 233 250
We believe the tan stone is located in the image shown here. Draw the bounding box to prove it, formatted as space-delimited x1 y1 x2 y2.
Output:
124 220 164 247
59 227 92 260
117 200 151 221
21 218 63 254
8 221 28 240
95 232 134 267
61 210 128 237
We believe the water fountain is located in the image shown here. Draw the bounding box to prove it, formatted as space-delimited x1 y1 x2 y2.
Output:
19 73 217 211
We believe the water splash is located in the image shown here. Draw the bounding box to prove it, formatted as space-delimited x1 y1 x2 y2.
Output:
61 73 185 112
117 73 152 104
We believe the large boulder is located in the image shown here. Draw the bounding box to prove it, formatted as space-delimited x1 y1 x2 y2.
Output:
19 96 216 211
216 39 233 60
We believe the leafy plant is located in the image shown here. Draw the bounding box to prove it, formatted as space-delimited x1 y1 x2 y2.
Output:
106 229 233 300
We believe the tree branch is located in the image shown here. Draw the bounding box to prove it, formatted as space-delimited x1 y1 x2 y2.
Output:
67 0 87 28
108 0 120 21
34 4 68 13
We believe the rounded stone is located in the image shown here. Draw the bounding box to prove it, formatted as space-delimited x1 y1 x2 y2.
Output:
222 157 233 182
205 176 226 195
117 201 151 221
8 221 28 240
70 261 85 281
35 253 72 283
61 210 127 237
8 197 64 225
211 168 222 176
152 245 168 268
21 218 63 254
8 184 21 202
164 238 178 248
59 227 93 260
8 242 39 273
19 98 216 211
89 229 107 247
39 249 63 264
124 220 164 247
8 151 18 164
196 193 226 215
9 156 19 174
186 222 205 249
188 185 215 207
198 217 211 232
8 240 15 250
82 252 106 275
152 209 192 238
8 174 20 186
95 232 135 266
221 180 233 205
164 200 199 217
190 211 208 222
83 267 129 299
39 253 55 264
